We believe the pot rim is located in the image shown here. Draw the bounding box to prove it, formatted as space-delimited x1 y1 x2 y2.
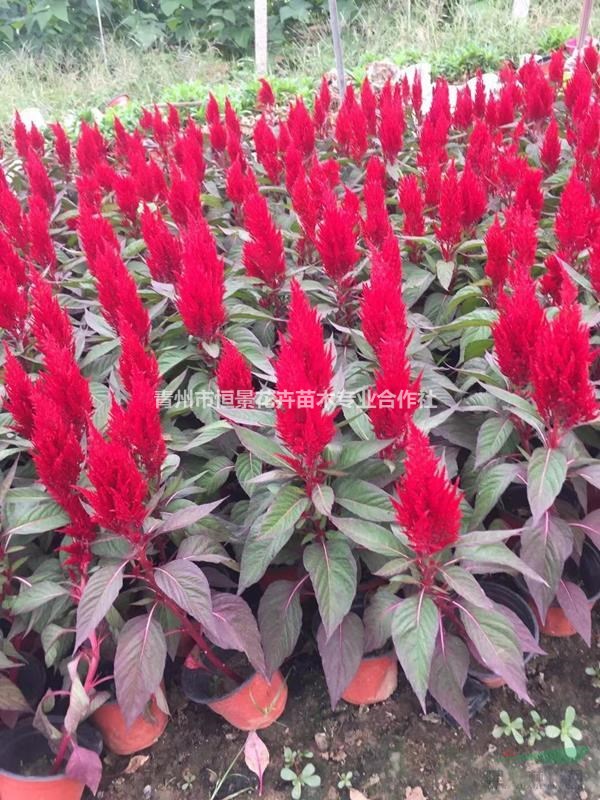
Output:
184 666 282 706
359 649 396 663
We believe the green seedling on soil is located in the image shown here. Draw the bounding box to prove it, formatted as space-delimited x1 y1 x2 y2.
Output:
545 706 583 759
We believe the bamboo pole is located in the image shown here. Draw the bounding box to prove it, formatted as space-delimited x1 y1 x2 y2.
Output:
255 0 268 76
94 0 108 68
577 0 594 49
328 0 346 96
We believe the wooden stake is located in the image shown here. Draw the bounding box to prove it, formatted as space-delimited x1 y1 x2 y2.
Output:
328 0 346 97
577 0 594 49
255 0 268 77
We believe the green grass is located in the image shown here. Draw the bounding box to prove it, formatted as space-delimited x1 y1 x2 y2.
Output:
0 0 597 126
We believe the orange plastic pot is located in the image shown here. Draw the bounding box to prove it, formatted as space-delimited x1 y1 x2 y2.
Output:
92 694 169 755
341 652 398 705
207 671 287 731
0 769 87 800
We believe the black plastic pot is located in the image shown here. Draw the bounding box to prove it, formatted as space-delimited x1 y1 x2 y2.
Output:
580 539 600 603
469 580 539 687
428 676 490 729
17 655 47 709
0 716 103 800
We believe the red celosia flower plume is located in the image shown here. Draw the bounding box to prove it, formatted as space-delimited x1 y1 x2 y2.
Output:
82 429 148 541
36 341 94 435
167 166 201 228
540 117 561 174
492 275 544 389
453 86 473 130
173 119 205 188
555 172 595 261
459 161 487 231
378 80 405 163
0 184 29 250
531 302 597 445
108 373 166 481
242 191 286 289
335 85 368 162
369 337 421 456
30 276 74 356
0 231 27 286
360 248 406 356
225 99 243 163
504 204 538 271
434 163 462 260
360 78 377 137
13 112 32 160
549 49 565 85
257 78 275 109
315 192 360 285
25 147 55 208
484 216 510 292
76 122 108 175
362 156 391 248
112 173 139 224
564 60 593 124
118 322 161 395
287 99 315 158
398 174 425 261
254 116 283 184
513 166 544 221
0 261 27 337
313 76 332 134
141 206 182 283
27 194 57 271
3 346 36 438
539 254 578 306
216 339 254 407
393 427 463 557
177 216 227 343
275 281 335 487
226 156 258 208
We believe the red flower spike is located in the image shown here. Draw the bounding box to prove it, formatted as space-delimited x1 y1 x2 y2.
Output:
555 172 594 261
27 193 57 271
360 78 378 136
37 342 94 435
167 104 181 133
113 173 139 224
167 167 201 229
362 156 391 248
514 166 544 220
118 322 161 395
393 427 463 557
492 275 545 389
424 160 442 207
49 122 71 172
378 80 405 163
531 303 597 445
242 191 286 289
315 193 360 284
335 85 368 162
287 99 315 158
0 184 29 250
173 119 205 188
108 373 166 481
434 163 462 260
216 339 254 406
590 243 600 296
540 117 561 174
523 65 555 122
176 216 227 343
274 281 335 486
257 78 275 109
31 276 74 356
505 205 538 271
25 147 55 208
484 216 510 291
3 347 36 438
583 44 599 74
0 232 27 286
76 122 108 175
13 112 31 160
398 174 425 244
549 49 565 85
141 206 182 284
564 61 593 123
82 428 148 541
253 116 283 184
360 249 407 357
411 73 423 120
459 161 487 231
473 71 486 118
453 86 474 130
226 156 255 207
0 263 27 337
206 93 220 127
369 337 421 456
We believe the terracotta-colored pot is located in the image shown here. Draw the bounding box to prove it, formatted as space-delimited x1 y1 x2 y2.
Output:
0 718 102 800
539 604 580 637
341 652 398 705
92 694 169 755
207 671 287 731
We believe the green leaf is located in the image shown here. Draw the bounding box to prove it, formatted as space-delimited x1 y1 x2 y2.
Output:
260 485 310 540
303 539 357 638
332 439 391 469
472 463 520 525
235 451 263 498
75 563 125 649
333 478 396 522
4 489 70 536
455 540 545 584
312 484 334 517
520 514 573 619
234 427 289 468
391 592 439 710
331 516 409 558
12 581 69 614
436 260 454 291
258 580 303 676
527 448 567 522
475 417 514 467
154 559 213 627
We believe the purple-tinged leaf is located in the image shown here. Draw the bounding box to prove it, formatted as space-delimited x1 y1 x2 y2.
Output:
316 613 364 710
391 593 439 711
456 540 545 584
572 510 600 550
0 675 29 712
154 499 224 534
257 580 303 677
521 513 573 619
428 633 470 735
244 731 270 795
303 539 357 639
75 563 125 649
154 559 213 627
442 566 494 610
576 464 600 490
527 447 567 523
458 601 531 703
556 579 591 645
66 745 102 795
115 614 167 727
203 592 266 676
491 603 545 656
64 658 90 734
363 587 397 653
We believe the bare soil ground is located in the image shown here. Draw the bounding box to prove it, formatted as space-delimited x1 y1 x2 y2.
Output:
100 618 600 800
